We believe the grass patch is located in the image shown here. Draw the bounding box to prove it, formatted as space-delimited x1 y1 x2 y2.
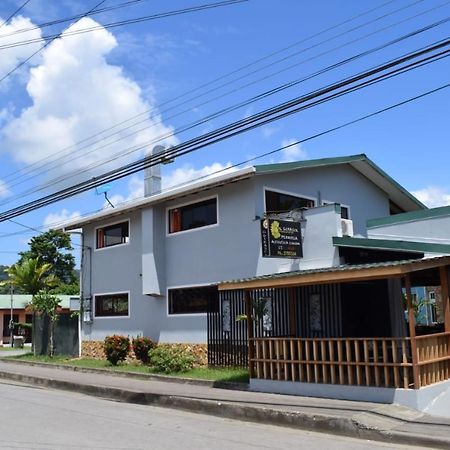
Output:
0 346 21 352
8 354 249 383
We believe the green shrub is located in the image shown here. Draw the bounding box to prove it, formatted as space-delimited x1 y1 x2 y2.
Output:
132 336 155 364
104 335 130 365
149 346 196 373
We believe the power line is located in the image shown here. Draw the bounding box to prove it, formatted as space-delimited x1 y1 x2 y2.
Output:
0 0 149 38
0 79 447 241
0 0 248 51
0 37 448 222
0 0 32 28
2 25 449 206
1 0 445 194
0 0 108 84
0 0 426 189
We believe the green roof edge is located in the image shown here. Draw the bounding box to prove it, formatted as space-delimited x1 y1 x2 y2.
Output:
254 154 367 173
367 205 450 228
333 236 450 254
254 154 425 210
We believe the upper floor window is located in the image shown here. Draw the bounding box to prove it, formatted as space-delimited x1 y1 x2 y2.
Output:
265 189 314 213
96 221 129 249
168 197 217 234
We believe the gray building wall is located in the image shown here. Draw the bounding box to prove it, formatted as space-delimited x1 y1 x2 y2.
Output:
81 164 394 344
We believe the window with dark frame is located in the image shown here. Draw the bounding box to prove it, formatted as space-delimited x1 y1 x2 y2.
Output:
265 190 314 213
95 293 129 317
323 202 350 219
168 198 217 234
96 221 129 249
168 285 218 315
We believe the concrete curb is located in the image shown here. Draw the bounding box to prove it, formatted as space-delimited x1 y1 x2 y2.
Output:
0 357 248 391
0 369 448 449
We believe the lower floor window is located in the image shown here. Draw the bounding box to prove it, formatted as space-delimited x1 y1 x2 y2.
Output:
168 285 218 315
95 293 129 317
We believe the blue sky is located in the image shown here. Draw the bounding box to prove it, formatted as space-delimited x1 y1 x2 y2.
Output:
0 0 449 265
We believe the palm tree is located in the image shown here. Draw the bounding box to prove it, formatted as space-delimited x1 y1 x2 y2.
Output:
3 257 57 295
1 258 59 356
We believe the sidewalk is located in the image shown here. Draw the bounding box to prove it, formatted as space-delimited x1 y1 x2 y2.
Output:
0 359 449 448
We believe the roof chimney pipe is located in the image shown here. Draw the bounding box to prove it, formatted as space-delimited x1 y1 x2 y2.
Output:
144 145 164 197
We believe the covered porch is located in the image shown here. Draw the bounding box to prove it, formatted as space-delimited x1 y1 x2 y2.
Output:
215 257 450 396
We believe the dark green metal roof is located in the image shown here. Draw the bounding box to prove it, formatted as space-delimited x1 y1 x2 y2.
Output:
367 205 450 229
333 236 450 254
219 256 450 288
254 153 426 211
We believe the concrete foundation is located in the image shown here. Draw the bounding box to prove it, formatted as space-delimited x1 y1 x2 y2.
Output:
250 378 450 418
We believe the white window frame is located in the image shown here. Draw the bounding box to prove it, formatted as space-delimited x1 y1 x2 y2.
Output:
93 291 131 319
263 186 316 214
166 282 218 317
94 218 130 252
166 195 219 237
321 199 351 219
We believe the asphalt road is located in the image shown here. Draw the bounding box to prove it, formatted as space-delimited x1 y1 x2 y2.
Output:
0 380 426 450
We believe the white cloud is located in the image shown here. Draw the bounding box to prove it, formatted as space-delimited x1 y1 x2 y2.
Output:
412 186 450 208
43 208 81 229
162 162 238 189
1 17 176 189
0 16 43 83
279 139 307 162
0 179 10 198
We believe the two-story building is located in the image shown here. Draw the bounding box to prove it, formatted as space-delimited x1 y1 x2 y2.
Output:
62 153 425 346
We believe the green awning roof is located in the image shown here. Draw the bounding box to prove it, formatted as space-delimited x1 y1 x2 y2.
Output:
0 294 75 310
333 236 450 254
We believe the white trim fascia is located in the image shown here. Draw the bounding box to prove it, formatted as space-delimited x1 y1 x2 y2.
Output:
93 290 131 319
166 282 218 317
94 218 130 252
63 167 255 230
166 194 219 237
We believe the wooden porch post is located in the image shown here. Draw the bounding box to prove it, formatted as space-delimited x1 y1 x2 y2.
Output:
405 274 420 389
245 290 255 378
440 265 450 332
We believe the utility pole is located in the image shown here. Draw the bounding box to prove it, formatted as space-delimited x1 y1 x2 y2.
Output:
9 284 13 347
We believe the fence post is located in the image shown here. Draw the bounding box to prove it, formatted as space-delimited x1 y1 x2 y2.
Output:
440 265 450 333
405 274 420 389
245 290 255 378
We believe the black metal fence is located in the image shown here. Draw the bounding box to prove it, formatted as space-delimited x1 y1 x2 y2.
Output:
207 284 342 368
33 312 79 356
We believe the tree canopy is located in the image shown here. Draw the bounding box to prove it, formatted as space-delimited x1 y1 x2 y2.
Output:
2 258 58 295
18 229 76 285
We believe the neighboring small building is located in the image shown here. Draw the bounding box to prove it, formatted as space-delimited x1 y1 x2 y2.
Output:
0 295 72 345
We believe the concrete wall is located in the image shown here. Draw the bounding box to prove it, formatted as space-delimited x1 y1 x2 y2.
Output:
81 164 393 343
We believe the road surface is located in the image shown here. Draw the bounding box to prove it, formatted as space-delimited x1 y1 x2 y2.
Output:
0 380 425 449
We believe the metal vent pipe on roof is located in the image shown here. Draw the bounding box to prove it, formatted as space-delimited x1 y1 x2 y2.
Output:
144 145 164 196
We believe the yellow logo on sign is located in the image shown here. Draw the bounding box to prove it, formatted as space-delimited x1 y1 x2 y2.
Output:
270 220 281 239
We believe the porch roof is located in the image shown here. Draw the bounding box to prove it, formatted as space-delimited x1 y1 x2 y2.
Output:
218 256 450 291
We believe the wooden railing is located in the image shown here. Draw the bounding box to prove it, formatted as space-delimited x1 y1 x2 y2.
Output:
416 332 450 387
250 337 414 389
